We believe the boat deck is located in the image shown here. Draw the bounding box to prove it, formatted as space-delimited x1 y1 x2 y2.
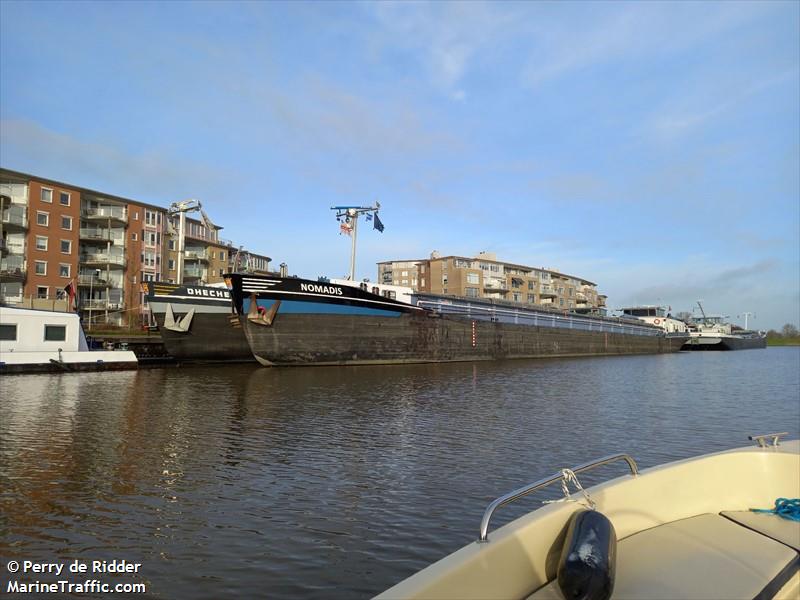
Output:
529 512 799 599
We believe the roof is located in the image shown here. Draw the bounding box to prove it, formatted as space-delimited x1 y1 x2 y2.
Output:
425 254 598 286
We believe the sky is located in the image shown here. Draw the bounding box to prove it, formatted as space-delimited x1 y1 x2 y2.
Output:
1 1 798 330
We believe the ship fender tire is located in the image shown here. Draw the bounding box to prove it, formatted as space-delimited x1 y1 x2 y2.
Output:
556 509 617 600
654 318 661 325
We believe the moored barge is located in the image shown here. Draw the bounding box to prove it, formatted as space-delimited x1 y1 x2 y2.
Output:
144 281 253 362
228 274 688 366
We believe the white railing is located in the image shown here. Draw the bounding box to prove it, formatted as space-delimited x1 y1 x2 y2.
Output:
416 297 661 337
81 253 126 266
83 206 128 222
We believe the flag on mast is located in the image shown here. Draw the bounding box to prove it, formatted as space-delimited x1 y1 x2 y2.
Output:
62 279 76 311
373 212 384 233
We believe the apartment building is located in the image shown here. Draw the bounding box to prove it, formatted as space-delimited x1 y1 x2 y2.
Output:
377 251 607 312
1 168 271 328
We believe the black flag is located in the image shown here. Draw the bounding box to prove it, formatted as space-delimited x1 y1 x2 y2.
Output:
373 212 385 233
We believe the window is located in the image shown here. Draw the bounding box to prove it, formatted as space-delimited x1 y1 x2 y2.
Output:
169 240 175 250
512 292 521 302
60 240 71 254
145 210 157 226
35 236 48 251
0 324 17 341
133 212 139 220
465 287 479 298
37 211 49 226
527 294 536 303
59 192 70 206
41 188 53 203
44 324 66 341
220 251 225 261
467 273 479 284
132 232 138 241
421 277 425 287
35 261 47 275
168 259 175 270
59 264 70 277
529 281 535 290
37 286 49 299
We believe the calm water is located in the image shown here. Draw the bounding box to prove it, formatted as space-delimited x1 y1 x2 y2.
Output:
1 348 798 598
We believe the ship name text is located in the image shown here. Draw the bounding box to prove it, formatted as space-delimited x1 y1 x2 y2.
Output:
300 283 344 296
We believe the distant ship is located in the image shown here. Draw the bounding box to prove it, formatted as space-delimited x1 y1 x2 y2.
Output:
684 302 766 351
144 281 253 362
227 273 688 367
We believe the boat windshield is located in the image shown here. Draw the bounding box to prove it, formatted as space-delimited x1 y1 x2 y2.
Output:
621 307 666 317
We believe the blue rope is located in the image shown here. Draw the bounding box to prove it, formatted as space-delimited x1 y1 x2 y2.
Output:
750 498 800 522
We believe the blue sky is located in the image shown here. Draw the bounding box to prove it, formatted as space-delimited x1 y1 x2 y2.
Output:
1 1 798 329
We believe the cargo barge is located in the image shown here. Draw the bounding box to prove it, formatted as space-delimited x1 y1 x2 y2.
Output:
228 274 688 366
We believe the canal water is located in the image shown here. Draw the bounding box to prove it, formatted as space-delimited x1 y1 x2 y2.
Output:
1 348 798 598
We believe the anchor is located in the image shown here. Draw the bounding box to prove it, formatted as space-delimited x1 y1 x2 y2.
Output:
247 293 280 327
164 303 195 333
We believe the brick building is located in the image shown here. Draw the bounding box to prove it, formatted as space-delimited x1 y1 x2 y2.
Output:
1 168 271 328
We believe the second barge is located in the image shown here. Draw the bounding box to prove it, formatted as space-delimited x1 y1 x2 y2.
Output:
228 274 688 366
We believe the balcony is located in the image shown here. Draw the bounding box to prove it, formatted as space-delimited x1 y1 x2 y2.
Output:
80 252 126 268
1 205 28 230
183 266 205 280
0 256 26 282
76 275 113 287
80 228 114 243
483 280 508 291
184 250 209 262
540 286 557 298
80 299 111 310
82 206 128 224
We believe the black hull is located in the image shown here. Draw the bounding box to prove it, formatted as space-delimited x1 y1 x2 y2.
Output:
242 313 687 366
152 312 253 362
683 335 767 351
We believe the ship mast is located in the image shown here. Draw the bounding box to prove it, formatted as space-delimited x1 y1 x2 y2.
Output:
696 300 709 326
330 202 382 281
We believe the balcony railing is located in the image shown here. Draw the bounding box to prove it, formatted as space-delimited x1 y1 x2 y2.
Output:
0 256 26 281
81 253 126 267
184 250 209 261
82 207 128 223
76 275 114 287
1 205 28 229
79 228 114 243
183 266 205 278
80 299 111 309
540 286 557 297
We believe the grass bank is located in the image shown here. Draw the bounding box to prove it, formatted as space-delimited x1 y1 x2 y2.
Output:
767 338 800 346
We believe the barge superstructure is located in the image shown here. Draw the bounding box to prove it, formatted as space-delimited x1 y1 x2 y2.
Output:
684 302 766 351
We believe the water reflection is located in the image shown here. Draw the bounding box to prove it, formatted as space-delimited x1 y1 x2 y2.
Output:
1 349 798 598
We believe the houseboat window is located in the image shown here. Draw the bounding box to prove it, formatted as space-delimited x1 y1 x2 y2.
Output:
0 324 16 341
44 325 67 341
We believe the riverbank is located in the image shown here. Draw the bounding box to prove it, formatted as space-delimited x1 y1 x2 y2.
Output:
767 338 800 346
